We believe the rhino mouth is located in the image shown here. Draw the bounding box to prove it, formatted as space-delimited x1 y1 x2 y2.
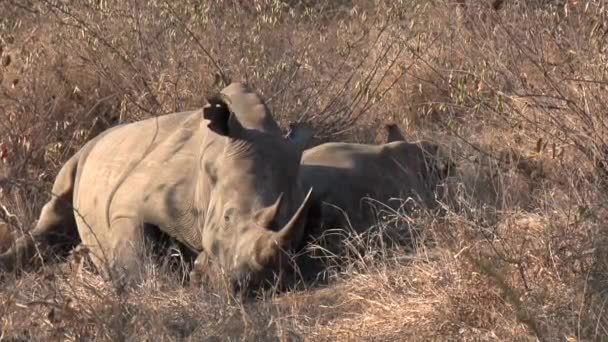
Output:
231 269 283 297
230 254 299 297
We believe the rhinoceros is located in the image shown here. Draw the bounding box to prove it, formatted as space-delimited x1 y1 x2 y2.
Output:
0 82 314 290
290 123 454 232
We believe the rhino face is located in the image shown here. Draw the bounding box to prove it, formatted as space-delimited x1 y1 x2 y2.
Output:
383 124 455 185
394 141 455 195
205 139 313 289
418 142 456 183
198 85 313 291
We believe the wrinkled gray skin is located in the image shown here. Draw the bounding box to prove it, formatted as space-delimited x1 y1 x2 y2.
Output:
291 123 455 232
0 83 314 291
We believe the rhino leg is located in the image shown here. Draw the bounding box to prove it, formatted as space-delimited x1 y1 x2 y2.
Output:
100 217 147 285
0 152 80 273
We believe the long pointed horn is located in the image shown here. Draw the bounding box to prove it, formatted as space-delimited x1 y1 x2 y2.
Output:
276 187 314 244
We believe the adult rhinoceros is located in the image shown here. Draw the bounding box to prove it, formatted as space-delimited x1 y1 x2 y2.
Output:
0 82 314 290
289 123 454 232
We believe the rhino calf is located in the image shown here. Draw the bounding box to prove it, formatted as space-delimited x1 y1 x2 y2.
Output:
0 82 314 292
292 123 455 232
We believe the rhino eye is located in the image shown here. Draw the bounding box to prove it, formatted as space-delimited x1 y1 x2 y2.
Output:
205 162 218 185
224 208 237 223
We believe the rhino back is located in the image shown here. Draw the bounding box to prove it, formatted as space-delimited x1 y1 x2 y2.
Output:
302 142 382 169
73 110 208 252
301 141 428 228
301 143 388 222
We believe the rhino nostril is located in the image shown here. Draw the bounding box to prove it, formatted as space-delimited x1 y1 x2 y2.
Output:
232 277 261 298
232 273 253 292
231 279 242 295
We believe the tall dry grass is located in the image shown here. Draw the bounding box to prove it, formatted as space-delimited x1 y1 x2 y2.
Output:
1 0 607 340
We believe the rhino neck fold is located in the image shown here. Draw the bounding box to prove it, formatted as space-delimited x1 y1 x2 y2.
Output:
195 127 219 251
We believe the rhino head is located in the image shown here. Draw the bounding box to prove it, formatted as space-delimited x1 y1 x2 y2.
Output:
383 124 456 187
195 83 313 292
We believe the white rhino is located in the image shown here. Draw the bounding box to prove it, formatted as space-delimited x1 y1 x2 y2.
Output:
0 82 314 290
290 123 454 232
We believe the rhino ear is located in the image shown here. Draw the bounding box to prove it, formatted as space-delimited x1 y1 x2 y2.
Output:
286 122 313 151
385 123 407 143
203 95 243 137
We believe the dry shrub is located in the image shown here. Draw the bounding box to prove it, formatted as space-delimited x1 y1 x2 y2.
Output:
1 0 608 340
0 223 13 253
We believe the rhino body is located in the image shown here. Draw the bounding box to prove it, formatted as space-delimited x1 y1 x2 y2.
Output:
0 83 313 290
296 124 453 232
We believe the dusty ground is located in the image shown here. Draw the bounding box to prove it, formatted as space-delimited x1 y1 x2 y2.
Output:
1 0 607 341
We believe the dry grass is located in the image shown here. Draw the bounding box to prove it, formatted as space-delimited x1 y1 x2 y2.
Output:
1 0 608 340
